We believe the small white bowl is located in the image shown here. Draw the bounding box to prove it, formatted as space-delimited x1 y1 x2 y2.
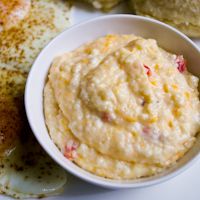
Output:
25 15 200 189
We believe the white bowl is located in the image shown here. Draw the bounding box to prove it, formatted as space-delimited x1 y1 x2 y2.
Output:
25 15 200 189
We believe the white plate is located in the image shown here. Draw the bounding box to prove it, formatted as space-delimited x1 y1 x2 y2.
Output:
2 2 200 200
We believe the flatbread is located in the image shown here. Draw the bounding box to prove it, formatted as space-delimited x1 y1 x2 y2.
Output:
130 0 200 37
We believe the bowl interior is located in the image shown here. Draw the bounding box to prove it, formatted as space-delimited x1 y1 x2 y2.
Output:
25 15 200 188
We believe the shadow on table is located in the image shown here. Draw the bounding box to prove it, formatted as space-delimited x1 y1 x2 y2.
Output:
62 174 114 196
60 173 151 200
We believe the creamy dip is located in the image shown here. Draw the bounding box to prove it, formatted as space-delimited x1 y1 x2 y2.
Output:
44 34 200 179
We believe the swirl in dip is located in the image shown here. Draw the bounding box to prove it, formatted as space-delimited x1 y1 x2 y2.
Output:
44 34 200 179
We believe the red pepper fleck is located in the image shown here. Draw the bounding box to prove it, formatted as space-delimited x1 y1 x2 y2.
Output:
143 126 150 135
64 140 79 160
144 65 152 76
64 150 73 160
176 55 187 73
101 112 112 123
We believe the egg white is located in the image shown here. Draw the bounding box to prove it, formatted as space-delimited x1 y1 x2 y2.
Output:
0 134 66 199
0 68 67 198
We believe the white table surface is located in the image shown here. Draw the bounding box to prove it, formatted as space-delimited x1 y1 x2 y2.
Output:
1 2 200 200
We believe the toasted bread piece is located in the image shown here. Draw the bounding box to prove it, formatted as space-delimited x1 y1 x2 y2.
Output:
131 0 200 37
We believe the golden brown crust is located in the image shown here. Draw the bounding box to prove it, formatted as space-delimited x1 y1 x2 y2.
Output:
81 0 122 11
131 0 200 37
0 96 23 155
0 0 71 72
0 69 26 155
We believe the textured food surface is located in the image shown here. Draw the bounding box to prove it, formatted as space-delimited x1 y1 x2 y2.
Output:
130 0 200 37
0 68 67 198
0 0 71 197
0 0 31 32
0 0 71 72
44 34 200 179
0 69 26 156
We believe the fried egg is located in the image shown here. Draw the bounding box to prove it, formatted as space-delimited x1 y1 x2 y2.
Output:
0 0 71 72
0 0 31 32
0 68 67 198
0 0 71 198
